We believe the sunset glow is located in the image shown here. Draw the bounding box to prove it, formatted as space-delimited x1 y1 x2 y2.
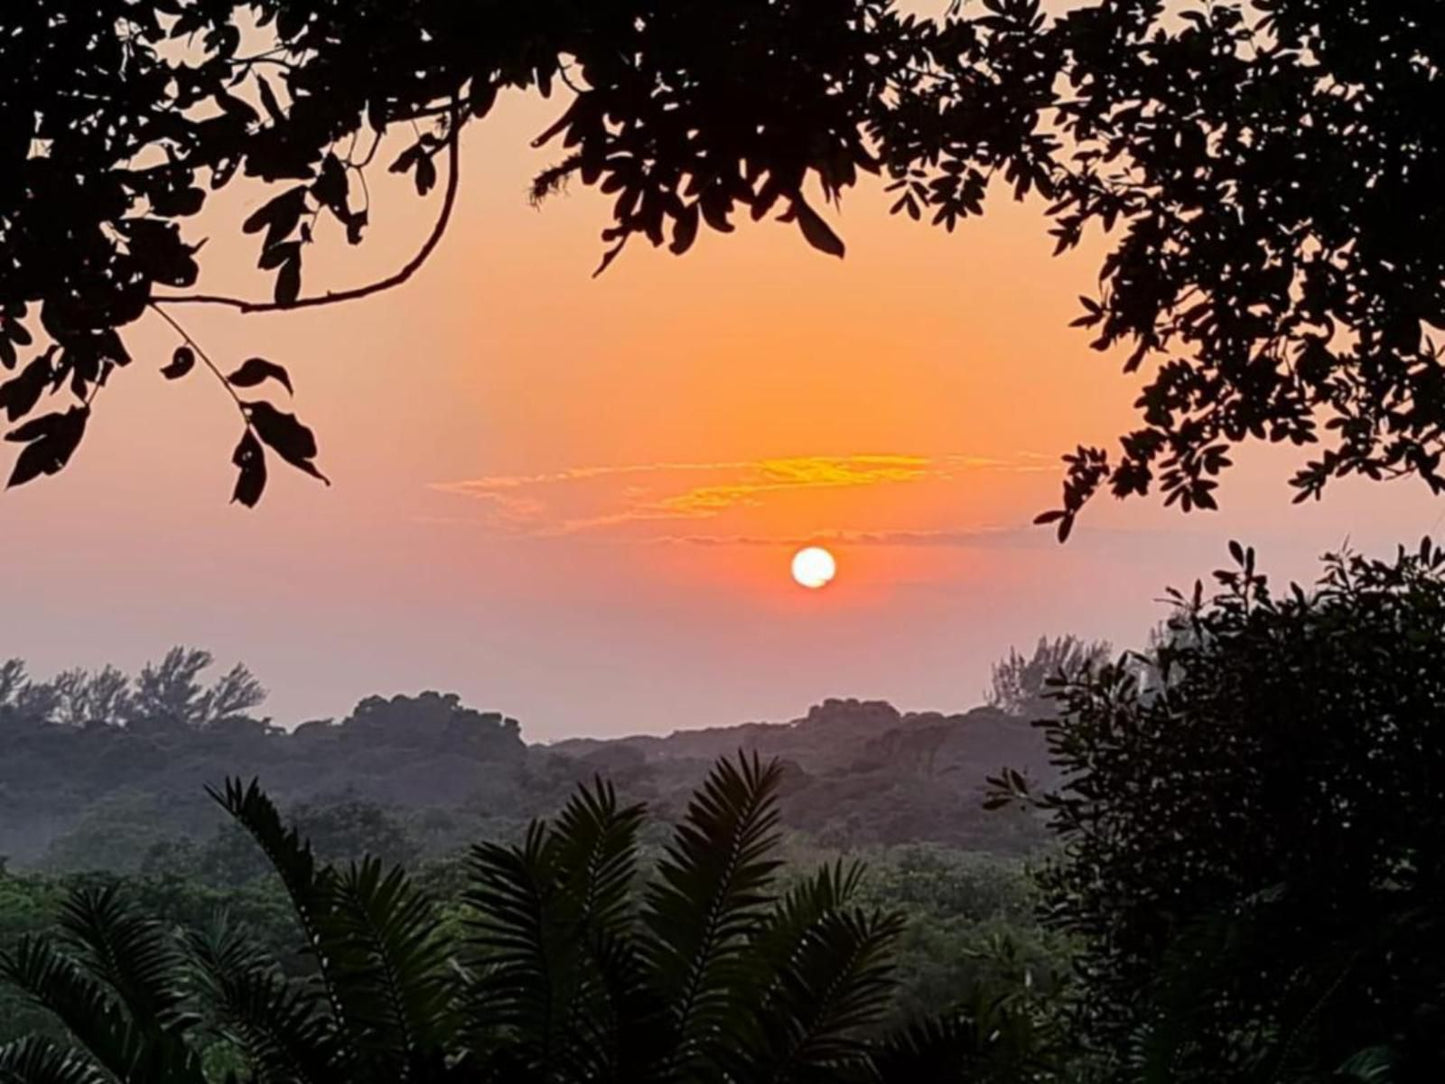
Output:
0 92 1436 738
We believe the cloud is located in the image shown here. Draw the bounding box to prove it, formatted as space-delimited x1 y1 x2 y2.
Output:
432 453 1039 537
648 526 1039 549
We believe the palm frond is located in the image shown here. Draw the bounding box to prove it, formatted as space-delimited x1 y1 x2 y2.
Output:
547 779 652 1079
327 858 457 1067
864 1014 971 1083
58 885 186 1027
208 779 354 1044
186 912 339 1084
747 894 905 1078
463 780 649 1080
548 778 645 939
207 778 337 959
0 936 204 1084
642 752 785 1073
1337 1045 1398 1082
0 1036 108 1084
462 824 556 1044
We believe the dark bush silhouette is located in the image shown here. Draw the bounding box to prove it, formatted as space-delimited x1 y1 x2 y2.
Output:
992 541 1445 1081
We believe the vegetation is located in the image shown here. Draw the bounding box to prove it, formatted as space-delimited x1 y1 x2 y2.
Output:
1 663 1052 870
993 542 1445 1081
5 1 1443 525
9 544 1445 1080
0 756 998 1083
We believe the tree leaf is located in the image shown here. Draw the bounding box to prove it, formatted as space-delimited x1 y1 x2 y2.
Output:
7 407 87 488
414 154 437 196
274 255 302 307
230 430 267 507
0 357 53 422
161 347 195 380
246 401 328 484
791 199 845 259
226 358 293 395
256 74 285 125
670 204 700 256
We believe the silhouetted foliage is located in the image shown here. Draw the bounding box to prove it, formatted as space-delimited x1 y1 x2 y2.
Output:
5 2 1442 524
995 542 1445 1081
0 757 982 1082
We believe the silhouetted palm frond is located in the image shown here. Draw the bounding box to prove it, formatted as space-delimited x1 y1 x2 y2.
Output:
462 778 648 1081
0 930 204 1084
644 752 785 1076
57 885 187 1027
328 858 457 1064
0 1035 109 1084
186 912 338 1084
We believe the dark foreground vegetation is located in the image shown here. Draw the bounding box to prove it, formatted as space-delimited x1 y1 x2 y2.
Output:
4 544 1445 1081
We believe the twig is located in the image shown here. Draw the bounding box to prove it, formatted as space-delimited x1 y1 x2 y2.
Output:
152 101 463 315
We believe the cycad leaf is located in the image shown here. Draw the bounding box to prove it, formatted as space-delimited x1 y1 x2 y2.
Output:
207 778 336 951
642 753 785 1073
0 1036 108 1084
0 936 204 1084
464 781 649 1080
207 779 351 1034
186 913 338 1084
744 866 905 1077
326 858 457 1068
58 886 185 1027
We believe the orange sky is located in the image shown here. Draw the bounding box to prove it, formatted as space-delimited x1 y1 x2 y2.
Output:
1 90 1438 739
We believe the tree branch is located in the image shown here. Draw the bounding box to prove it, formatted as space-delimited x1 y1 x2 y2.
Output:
153 105 462 315
148 303 251 427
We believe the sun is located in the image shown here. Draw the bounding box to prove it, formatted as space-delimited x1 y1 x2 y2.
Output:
791 546 837 589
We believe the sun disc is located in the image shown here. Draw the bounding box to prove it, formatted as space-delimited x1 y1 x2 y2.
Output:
791 546 837 589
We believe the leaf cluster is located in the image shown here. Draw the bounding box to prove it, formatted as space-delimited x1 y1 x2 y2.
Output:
1020 541 1445 1081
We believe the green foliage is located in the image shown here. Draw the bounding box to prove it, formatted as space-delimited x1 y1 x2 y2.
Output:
1014 541 1445 1081
0 757 973 1082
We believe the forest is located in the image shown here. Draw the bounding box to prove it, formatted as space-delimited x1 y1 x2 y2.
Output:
4 564 1443 1082
4 0 1445 1078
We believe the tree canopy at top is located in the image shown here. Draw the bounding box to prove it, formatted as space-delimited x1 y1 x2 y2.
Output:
2 0 1443 533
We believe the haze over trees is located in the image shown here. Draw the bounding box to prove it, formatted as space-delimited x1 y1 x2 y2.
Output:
0 643 1053 871
5 0 1445 531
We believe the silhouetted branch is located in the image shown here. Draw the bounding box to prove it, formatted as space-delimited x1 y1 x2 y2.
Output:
154 104 462 316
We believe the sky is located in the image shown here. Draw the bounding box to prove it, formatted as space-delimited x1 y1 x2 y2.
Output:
1 89 1439 741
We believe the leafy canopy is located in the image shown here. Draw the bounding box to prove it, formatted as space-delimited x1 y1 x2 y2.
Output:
4 0 1444 527
994 542 1445 1081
